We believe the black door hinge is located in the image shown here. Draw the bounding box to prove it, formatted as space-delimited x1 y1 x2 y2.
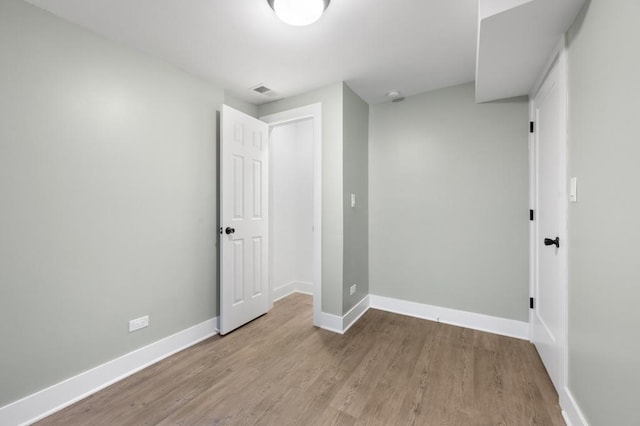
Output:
530 297 535 309
530 209 534 221
530 121 535 133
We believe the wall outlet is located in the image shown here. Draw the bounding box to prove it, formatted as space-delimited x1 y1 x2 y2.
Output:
350 284 357 295
128 315 149 333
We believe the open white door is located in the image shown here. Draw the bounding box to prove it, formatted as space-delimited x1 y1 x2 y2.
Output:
220 105 269 335
531 54 567 393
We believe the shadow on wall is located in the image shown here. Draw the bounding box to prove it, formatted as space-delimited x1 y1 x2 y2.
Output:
483 95 529 105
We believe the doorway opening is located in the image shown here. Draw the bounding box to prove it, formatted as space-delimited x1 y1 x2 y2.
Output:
260 104 322 326
269 118 314 301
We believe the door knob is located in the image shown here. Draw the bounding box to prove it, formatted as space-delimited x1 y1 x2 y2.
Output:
225 227 235 235
544 237 559 248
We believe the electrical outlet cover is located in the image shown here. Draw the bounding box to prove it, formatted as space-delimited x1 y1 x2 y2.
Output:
128 315 149 333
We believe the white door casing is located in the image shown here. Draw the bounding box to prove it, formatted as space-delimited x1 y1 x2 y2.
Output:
530 41 568 396
220 105 269 335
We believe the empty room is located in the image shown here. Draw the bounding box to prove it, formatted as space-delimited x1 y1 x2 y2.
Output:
0 0 638 425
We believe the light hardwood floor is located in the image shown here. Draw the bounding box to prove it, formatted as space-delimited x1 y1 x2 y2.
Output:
38 294 565 425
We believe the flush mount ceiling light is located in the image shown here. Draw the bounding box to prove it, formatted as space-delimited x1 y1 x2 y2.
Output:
267 0 330 26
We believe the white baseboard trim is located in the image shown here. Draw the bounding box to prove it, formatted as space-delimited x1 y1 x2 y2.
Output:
294 281 314 295
369 295 529 340
318 295 370 335
273 281 314 303
0 317 219 426
272 282 295 302
316 294 528 340
317 312 344 334
560 386 589 426
342 295 370 333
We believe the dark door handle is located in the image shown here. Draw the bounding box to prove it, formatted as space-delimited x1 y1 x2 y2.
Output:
544 237 559 248
225 227 235 235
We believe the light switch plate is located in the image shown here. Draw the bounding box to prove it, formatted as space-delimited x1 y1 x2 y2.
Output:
351 193 356 208
570 177 577 202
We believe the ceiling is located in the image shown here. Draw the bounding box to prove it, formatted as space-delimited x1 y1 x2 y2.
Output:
23 0 479 105
476 0 585 102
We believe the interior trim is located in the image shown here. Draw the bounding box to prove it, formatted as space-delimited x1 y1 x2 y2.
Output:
369 295 529 340
0 318 218 426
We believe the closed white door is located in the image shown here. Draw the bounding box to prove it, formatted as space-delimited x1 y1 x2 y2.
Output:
220 105 269 335
532 58 565 392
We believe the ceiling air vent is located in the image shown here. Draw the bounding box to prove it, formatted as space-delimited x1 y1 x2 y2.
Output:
250 84 278 98
252 85 272 94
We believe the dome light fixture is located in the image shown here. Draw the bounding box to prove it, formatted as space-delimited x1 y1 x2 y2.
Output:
267 0 331 27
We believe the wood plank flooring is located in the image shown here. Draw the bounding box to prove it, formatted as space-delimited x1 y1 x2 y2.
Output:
38 294 565 425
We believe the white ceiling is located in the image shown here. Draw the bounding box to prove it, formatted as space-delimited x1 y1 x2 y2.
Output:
475 0 585 103
23 0 479 105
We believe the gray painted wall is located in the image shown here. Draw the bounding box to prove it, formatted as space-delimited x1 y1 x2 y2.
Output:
258 84 345 316
566 1 640 424
342 84 369 313
0 0 221 406
369 82 529 321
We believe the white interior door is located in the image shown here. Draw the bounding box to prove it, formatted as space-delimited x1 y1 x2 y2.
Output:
220 105 269 335
531 57 566 392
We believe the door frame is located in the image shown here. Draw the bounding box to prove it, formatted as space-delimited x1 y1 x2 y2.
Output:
260 103 322 327
528 35 569 399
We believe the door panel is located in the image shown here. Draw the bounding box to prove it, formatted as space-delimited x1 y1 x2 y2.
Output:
221 105 269 334
252 237 263 297
532 58 564 392
232 239 244 305
252 160 263 218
